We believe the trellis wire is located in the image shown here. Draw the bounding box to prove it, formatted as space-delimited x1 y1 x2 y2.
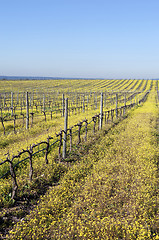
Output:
0 90 149 200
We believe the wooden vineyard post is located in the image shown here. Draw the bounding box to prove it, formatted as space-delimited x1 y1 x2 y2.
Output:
20 95 23 113
92 116 96 133
115 93 118 119
43 93 45 112
99 92 103 129
83 95 85 113
63 98 68 159
11 92 13 116
76 122 83 145
26 92 29 129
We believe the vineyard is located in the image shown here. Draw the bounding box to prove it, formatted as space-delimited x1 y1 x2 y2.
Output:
0 79 158 239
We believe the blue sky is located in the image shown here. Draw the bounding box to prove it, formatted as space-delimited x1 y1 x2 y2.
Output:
0 0 159 78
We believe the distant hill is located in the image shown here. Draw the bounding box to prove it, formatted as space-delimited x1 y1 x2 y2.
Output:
0 76 67 80
0 76 158 80
0 76 107 80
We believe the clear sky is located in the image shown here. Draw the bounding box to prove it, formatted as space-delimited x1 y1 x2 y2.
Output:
1 0 159 79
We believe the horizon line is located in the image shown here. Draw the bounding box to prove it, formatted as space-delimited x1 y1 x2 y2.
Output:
0 75 158 80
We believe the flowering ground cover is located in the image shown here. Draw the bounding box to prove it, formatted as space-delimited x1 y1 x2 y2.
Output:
0 79 151 211
5 84 159 239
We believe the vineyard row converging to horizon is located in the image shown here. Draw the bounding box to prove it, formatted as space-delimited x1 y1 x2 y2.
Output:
0 89 150 201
